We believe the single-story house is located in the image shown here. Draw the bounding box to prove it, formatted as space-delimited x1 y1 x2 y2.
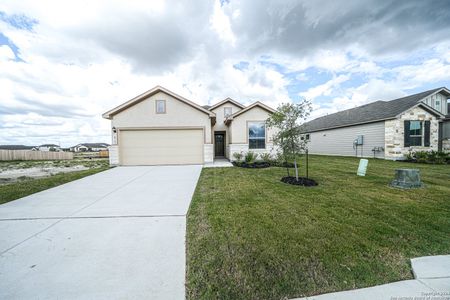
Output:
37 144 62 152
302 87 450 159
102 86 276 166
70 143 110 152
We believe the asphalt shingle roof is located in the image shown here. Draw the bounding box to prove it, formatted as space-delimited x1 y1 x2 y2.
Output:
303 88 444 132
0 145 36 150
80 143 109 148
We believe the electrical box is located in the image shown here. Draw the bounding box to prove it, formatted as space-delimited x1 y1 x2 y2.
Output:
354 135 364 145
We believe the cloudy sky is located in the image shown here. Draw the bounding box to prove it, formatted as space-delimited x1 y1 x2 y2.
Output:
1 0 449 147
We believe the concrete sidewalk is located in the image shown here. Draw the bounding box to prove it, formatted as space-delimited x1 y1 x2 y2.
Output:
0 165 202 300
294 255 450 300
203 158 233 168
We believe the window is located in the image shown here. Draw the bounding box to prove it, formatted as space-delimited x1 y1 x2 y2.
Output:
409 121 423 146
301 134 310 141
156 100 166 114
248 121 265 149
435 100 441 111
224 107 232 117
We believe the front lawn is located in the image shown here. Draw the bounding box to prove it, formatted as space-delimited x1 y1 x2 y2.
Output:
186 155 450 299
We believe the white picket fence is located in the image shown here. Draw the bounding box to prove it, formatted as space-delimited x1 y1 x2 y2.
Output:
0 150 73 161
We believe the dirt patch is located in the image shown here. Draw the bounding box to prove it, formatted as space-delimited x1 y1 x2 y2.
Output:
281 176 318 187
0 165 89 184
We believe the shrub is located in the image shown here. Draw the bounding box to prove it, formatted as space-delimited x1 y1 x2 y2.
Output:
259 153 271 163
437 151 449 164
415 151 428 163
244 151 258 163
233 152 243 162
428 150 446 164
406 149 449 164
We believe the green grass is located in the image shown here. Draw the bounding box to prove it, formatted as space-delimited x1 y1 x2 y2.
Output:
0 167 109 205
186 155 450 299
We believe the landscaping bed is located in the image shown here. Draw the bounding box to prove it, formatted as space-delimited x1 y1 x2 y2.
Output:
404 150 449 164
186 155 450 299
232 161 296 168
232 161 271 168
281 176 318 186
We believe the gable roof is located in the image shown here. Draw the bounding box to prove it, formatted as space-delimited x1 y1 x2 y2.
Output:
225 101 276 124
208 97 245 111
303 87 448 133
102 86 215 119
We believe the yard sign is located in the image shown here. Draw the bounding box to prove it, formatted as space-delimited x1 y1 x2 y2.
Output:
357 159 368 176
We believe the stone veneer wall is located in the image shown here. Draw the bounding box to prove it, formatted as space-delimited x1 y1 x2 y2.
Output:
108 145 119 165
384 106 439 160
204 144 214 163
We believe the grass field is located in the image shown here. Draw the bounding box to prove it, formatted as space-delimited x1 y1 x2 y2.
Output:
0 167 109 205
186 155 450 299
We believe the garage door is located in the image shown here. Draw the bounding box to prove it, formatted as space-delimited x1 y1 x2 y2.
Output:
119 129 204 165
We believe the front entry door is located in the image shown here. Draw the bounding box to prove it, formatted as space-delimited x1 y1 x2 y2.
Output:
214 133 225 157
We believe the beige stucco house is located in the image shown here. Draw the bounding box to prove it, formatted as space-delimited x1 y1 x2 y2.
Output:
302 87 450 159
102 86 276 166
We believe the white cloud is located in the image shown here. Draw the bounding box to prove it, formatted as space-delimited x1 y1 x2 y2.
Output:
0 0 449 146
301 74 350 100
0 45 14 61
210 0 236 46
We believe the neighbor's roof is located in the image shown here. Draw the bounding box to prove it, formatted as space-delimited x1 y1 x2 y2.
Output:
302 87 449 133
102 86 215 119
74 143 110 148
208 97 245 111
0 145 36 150
225 101 276 123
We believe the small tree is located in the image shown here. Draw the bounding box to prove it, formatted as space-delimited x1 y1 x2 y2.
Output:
266 101 311 181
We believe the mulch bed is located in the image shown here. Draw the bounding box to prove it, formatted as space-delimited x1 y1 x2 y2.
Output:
281 176 318 187
232 161 296 168
232 162 271 168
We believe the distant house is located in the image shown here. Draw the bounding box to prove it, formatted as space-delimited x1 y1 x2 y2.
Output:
70 143 110 152
37 144 62 152
302 87 450 160
0 145 36 150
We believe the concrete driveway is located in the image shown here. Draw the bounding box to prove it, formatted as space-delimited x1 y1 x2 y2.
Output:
0 165 202 299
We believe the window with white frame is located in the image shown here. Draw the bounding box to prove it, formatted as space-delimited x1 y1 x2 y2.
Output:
435 99 441 111
224 107 232 117
156 100 166 114
248 121 266 149
409 121 423 146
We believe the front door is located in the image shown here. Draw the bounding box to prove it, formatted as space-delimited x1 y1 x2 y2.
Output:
214 133 225 157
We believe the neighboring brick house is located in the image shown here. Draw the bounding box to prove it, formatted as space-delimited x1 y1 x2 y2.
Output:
302 87 449 159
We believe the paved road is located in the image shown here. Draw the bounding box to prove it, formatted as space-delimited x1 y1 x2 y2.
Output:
0 165 202 299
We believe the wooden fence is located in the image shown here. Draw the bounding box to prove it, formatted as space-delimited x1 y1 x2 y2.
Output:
0 150 73 161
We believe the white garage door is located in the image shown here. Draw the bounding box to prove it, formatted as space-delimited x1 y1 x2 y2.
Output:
119 129 204 165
